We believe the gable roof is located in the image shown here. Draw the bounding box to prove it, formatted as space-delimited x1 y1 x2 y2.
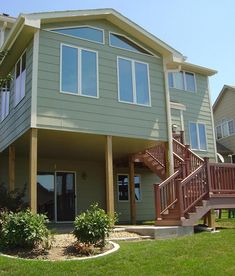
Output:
213 85 235 111
0 8 217 77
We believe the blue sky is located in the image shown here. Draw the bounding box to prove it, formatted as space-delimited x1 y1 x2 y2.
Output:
1 0 235 103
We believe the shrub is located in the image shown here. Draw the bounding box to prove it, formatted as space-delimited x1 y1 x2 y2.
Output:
0 209 50 249
0 183 27 212
73 203 116 248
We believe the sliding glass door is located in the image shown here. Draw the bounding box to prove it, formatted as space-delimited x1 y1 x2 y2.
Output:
37 172 76 222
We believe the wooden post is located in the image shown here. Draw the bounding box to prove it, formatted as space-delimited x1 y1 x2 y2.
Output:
29 128 38 214
8 145 15 192
164 142 170 177
129 157 136 224
208 209 216 230
105 135 114 216
204 157 211 196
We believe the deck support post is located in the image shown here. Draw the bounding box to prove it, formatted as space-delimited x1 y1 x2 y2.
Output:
129 158 136 224
208 209 216 230
8 145 15 192
105 135 114 216
29 128 38 214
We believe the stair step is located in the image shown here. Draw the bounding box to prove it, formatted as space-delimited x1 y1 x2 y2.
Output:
155 220 182 226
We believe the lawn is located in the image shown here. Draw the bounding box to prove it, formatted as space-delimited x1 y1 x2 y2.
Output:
0 217 235 275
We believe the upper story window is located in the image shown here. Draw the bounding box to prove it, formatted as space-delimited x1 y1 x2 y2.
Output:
51 26 104 44
14 51 26 106
0 80 10 121
189 122 207 151
60 44 98 98
216 119 234 139
117 174 141 201
168 71 196 92
117 57 150 106
110 32 152 55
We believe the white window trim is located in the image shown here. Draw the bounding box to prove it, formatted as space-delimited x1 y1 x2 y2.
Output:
109 31 159 58
117 56 151 107
47 25 105 45
60 43 99 99
216 119 235 140
169 70 197 93
189 122 208 151
14 49 27 107
117 173 141 202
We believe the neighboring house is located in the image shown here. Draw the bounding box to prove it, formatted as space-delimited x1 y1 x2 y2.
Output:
213 85 235 163
0 9 234 226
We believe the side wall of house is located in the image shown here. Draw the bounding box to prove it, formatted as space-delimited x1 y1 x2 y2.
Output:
214 90 235 153
36 19 168 141
170 74 216 161
0 41 33 151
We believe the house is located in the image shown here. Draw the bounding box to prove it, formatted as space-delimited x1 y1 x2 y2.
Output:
213 85 235 163
0 9 234 227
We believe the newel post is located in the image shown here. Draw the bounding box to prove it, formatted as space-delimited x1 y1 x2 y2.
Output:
204 157 212 196
184 145 191 175
154 184 161 221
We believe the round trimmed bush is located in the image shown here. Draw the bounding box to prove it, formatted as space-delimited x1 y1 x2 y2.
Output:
0 209 50 249
73 203 116 248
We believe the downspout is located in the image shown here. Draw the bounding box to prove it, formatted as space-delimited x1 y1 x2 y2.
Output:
163 57 174 175
207 76 218 162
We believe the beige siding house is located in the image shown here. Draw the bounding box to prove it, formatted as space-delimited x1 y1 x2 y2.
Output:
213 85 235 163
1 9 234 227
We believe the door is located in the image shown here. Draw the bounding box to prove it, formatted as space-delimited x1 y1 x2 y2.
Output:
37 171 76 222
56 172 76 222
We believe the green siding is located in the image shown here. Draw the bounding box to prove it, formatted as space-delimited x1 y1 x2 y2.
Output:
37 19 167 141
0 42 33 151
170 74 216 161
114 167 160 222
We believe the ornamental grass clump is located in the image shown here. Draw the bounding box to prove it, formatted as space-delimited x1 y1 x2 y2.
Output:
73 203 116 249
0 209 51 250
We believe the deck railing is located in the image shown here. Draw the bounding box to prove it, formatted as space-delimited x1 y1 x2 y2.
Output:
155 157 235 220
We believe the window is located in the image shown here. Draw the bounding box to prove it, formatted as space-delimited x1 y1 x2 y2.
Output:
216 119 235 139
189 122 207 151
216 125 222 139
168 71 196 92
61 44 98 97
117 57 150 106
51 26 104 44
0 81 10 121
14 52 26 106
117 174 141 201
110 33 152 55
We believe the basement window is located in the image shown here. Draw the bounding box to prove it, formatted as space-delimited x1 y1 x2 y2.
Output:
117 174 141 201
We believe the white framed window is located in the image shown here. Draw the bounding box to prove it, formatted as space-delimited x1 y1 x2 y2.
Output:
216 119 235 139
14 51 26 106
0 81 10 121
60 44 98 98
168 71 196 92
109 32 153 56
117 174 141 202
189 122 207 151
51 26 104 44
117 57 151 106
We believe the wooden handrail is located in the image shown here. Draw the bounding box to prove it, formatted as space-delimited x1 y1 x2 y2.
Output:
146 150 165 168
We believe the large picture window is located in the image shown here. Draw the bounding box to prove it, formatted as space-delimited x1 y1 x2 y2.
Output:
117 57 150 106
189 122 207 151
168 71 196 92
61 44 98 98
117 174 141 201
14 51 26 106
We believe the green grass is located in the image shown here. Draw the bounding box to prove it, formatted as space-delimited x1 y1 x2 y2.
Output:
1 219 235 275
